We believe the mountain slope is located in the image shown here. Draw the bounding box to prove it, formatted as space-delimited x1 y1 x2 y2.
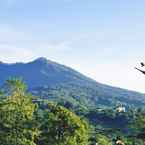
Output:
0 57 145 108
0 57 96 88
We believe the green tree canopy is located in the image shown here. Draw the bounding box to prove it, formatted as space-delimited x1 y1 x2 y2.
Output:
0 79 39 145
37 102 90 145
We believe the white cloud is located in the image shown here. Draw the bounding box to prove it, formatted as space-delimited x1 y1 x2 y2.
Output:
0 25 73 63
0 25 38 62
0 44 37 63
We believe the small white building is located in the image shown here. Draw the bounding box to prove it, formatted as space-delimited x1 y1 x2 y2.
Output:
116 106 126 113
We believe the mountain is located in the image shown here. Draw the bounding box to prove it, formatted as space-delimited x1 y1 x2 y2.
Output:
0 57 145 109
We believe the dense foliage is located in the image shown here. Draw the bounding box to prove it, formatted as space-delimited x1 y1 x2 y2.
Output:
0 79 90 145
0 79 145 145
37 103 90 145
0 79 38 145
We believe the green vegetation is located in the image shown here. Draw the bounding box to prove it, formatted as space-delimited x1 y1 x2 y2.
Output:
0 78 145 145
37 102 90 145
31 83 145 111
0 79 38 145
95 134 112 145
0 79 90 145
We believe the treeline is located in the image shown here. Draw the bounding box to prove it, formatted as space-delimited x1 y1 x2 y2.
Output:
0 79 90 145
0 79 145 145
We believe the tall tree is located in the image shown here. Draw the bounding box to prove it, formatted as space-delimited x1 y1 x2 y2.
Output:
37 102 90 145
0 79 39 145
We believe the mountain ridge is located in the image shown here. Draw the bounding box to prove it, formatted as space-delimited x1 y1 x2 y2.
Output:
0 57 141 92
0 57 145 108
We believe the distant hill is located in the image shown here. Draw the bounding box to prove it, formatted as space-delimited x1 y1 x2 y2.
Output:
0 57 145 109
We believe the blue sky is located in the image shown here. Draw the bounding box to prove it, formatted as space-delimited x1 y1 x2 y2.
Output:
0 0 145 92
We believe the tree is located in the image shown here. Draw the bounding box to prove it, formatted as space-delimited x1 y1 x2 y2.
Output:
37 102 90 145
0 79 39 145
95 134 112 145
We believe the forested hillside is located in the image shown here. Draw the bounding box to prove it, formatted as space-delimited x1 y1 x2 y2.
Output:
0 79 145 145
0 58 145 145
0 57 145 109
